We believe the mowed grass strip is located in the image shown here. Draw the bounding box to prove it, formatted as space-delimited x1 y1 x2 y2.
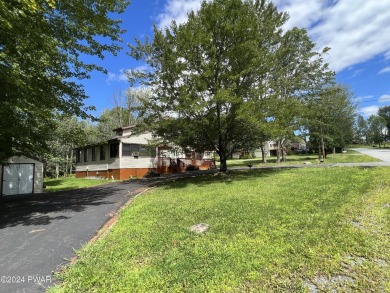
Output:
50 168 390 292
44 177 115 192
224 149 381 169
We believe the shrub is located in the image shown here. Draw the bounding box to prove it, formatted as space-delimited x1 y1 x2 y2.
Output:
241 153 255 159
144 170 160 178
185 164 199 171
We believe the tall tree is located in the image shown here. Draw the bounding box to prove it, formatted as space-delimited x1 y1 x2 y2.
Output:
306 85 356 159
0 0 129 161
378 106 390 141
129 0 291 172
267 28 333 162
354 114 368 144
43 115 91 178
366 115 387 146
125 87 151 125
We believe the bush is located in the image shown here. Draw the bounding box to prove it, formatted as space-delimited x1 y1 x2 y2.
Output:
144 170 161 178
240 153 255 159
185 164 199 171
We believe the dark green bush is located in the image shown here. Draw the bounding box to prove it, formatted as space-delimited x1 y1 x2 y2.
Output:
185 164 199 171
144 170 161 178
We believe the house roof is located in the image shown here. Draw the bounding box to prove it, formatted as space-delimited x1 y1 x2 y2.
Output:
112 125 136 132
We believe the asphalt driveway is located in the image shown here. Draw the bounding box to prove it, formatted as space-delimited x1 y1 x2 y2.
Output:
0 181 147 293
352 147 390 163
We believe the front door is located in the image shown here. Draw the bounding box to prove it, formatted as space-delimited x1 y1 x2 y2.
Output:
2 164 34 196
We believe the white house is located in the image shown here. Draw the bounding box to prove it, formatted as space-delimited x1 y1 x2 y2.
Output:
74 126 216 180
1 156 44 197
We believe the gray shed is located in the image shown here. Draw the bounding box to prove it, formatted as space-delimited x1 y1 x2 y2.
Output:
1 156 44 197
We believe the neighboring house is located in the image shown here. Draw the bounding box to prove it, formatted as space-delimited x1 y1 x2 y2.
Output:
74 126 216 180
291 139 307 153
1 156 44 197
232 141 279 159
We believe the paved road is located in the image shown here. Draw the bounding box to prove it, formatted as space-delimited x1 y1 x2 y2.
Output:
352 147 390 163
0 181 147 293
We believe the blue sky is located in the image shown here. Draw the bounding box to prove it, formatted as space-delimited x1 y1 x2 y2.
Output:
81 0 390 119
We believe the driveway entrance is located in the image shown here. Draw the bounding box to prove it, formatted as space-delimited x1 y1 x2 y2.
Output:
352 148 390 163
0 181 146 293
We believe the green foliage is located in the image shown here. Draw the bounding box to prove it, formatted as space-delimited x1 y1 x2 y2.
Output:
185 164 199 171
366 115 387 146
354 114 368 144
129 0 289 172
0 0 129 161
305 85 356 157
50 167 390 292
266 28 334 162
129 0 333 172
42 115 101 177
144 170 160 178
378 105 390 140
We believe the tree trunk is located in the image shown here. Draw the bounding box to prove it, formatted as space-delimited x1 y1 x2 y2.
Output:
320 125 326 160
282 146 287 162
261 146 267 164
219 156 227 172
318 146 321 161
276 141 281 163
65 153 69 177
69 149 74 175
55 163 59 179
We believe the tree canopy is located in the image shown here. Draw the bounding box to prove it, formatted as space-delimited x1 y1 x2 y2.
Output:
0 0 129 161
305 85 356 158
129 0 334 171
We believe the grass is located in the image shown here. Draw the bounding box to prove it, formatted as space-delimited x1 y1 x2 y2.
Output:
224 149 381 169
44 176 116 192
50 167 390 292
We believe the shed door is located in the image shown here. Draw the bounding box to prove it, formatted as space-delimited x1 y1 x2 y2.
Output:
2 164 34 196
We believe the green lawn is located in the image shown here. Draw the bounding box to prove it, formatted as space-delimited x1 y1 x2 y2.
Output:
50 167 390 292
44 176 115 192
224 149 381 169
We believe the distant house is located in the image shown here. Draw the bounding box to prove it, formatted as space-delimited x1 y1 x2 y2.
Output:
1 156 44 197
74 126 216 180
232 141 279 159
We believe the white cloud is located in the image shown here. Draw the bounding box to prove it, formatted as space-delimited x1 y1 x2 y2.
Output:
105 69 128 84
276 0 390 72
155 0 390 73
379 67 390 75
359 105 379 117
379 94 390 103
133 65 151 73
156 0 205 29
274 0 325 30
354 95 373 103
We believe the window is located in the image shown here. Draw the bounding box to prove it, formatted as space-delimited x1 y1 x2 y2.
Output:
91 147 96 161
83 149 88 162
110 143 119 158
122 144 153 157
100 145 105 160
122 144 140 156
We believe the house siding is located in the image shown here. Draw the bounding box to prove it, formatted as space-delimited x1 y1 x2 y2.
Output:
74 129 216 179
121 133 153 145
